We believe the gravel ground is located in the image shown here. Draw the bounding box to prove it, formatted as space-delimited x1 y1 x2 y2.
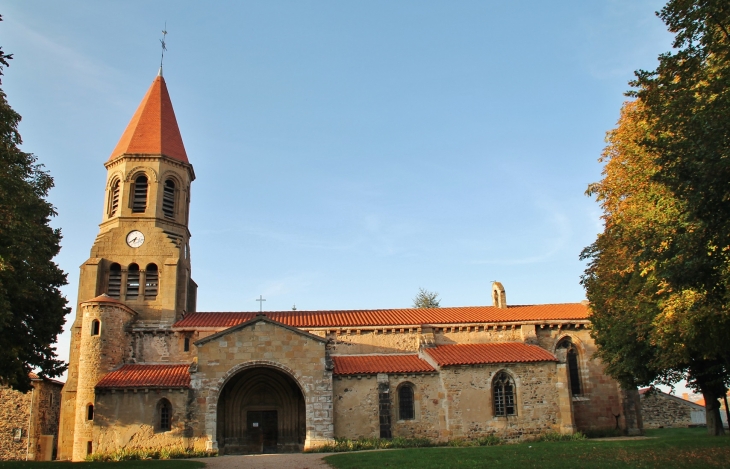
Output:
194 453 332 469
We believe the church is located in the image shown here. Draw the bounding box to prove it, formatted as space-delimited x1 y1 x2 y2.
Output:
57 71 642 461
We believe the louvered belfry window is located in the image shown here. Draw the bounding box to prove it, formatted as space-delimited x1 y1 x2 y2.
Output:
109 180 120 216
162 179 175 219
132 175 148 213
126 263 140 300
493 372 516 416
145 263 159 299
108 263 122 299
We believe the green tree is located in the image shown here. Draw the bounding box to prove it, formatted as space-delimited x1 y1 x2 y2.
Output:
0 22 70 392
629 0 730 434
583 99 728 435
413 288 440 308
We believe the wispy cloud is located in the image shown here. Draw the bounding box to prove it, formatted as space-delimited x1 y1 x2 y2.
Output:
4 15 126 106
258 271 322 299
470 196 572 266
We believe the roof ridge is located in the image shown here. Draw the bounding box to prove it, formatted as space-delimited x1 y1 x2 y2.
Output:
189 303 587 315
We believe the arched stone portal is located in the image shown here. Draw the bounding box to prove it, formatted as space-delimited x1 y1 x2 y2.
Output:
216 366 306 454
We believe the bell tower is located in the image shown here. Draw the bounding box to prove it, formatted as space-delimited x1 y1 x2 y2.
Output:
88 70 196 324
58 71 196 460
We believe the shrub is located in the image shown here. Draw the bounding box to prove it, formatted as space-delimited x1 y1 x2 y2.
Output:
306 437 435 453
474 434 502 446
530 431 586 442
86 446 217 461
446 435 502 447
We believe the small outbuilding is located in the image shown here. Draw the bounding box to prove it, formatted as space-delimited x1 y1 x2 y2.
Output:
0 374 64 461
639 388 705 428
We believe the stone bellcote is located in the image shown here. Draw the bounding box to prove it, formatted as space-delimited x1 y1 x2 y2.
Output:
492 281 506 309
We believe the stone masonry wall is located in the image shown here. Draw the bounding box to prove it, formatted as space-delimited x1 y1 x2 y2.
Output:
0 380 63 461
535 327 631 433
390 374 442 439
29 381 63 461
93 389 207 453
317 327 523 356
0 386 31 460
333 373 441 440
192 320 333 450
128 331 198 364
641 392 698 429
440 363 564 441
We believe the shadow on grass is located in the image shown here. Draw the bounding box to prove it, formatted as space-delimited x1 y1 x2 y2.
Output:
324 428 730 469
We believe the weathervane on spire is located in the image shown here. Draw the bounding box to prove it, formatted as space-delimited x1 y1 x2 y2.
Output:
158 23 167 76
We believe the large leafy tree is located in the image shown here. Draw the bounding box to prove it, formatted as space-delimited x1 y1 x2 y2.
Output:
0 21 70 392
582 100 728 434
632 0 730 434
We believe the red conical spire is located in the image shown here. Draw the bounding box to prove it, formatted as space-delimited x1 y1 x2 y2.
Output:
109 75 189 163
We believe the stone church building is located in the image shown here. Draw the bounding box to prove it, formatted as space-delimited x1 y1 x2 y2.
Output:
57 71 642 461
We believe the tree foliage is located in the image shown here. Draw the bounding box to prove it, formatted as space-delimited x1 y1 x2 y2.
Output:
0 20 70 392
413 288 440 309
584 0 730 435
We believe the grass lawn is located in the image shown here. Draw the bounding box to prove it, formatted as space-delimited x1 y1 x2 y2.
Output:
324 428 730 469
0 461 204 469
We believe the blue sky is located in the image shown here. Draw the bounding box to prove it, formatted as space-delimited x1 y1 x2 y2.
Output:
1 1 677 378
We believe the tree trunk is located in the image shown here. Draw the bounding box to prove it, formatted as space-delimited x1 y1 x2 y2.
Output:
701 388 726 436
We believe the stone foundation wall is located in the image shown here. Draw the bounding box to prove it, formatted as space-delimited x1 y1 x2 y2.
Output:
640 392 698 429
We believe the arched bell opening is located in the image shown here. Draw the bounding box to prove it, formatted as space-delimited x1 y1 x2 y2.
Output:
216 366 306 454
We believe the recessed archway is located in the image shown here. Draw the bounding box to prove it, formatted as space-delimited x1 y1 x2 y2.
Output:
216 366 306 454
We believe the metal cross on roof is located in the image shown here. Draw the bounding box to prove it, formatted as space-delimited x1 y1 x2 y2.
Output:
256 295 266 313
159 23 168 72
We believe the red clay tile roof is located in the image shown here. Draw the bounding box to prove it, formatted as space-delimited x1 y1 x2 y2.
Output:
83 293 124 304
332 355 435 375
110 75 189 163
173 304 588 329
425 343 557 366
95 364 191 389
28 373 64 385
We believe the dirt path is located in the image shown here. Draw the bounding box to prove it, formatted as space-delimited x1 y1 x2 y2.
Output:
195 453 333 469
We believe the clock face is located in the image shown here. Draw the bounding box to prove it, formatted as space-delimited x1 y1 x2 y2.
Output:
126 230 145 248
